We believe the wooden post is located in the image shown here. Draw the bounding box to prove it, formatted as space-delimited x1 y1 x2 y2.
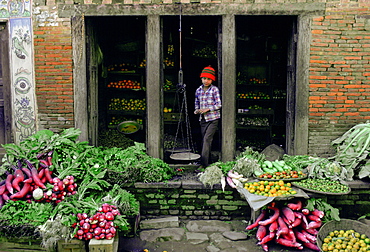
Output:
221 14 236 162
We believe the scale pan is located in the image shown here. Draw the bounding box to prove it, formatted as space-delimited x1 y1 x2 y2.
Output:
170 152 200 161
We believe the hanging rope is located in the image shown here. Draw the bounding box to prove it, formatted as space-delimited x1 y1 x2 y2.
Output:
170 3 199 161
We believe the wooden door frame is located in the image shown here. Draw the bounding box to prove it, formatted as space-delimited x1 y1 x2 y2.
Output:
0 21 12 145
67 3 324 159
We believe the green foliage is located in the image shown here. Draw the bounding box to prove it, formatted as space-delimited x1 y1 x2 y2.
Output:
331 121 370 179
198 165 224 188
305 198 340 223
37 215 74 252
102 184 140 216
0 200 53 227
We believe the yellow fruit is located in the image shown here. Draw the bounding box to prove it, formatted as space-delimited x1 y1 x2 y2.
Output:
324 237 332 243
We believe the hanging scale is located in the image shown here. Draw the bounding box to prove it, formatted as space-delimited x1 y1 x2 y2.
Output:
170 4 200 162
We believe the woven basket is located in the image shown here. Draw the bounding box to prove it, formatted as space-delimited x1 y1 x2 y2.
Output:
317 219 370 251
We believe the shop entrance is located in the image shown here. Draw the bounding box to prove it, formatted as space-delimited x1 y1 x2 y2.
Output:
161 16 222 163
85 14 297 158
235 16 296 152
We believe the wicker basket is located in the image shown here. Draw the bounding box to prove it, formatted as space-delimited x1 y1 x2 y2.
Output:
317 219 370 251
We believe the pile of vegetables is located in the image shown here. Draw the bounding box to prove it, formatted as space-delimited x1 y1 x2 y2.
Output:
73 203 121 241
331 121 370 180
244 180 297 197
321 229 370 251
0 128 157 251
293 178 350 194
198 147 264 190
247 199 332 252
0 158 76 208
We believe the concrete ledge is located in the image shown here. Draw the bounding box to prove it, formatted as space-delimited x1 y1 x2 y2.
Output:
134 181 181 188
347 180 370 189
133 179 370 190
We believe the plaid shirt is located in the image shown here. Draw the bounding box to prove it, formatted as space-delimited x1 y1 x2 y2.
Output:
195 85 222 122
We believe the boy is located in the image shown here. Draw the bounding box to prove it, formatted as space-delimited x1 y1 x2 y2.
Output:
194 66 222 168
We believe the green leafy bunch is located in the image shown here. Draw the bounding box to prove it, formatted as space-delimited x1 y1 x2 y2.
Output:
305 198 340 223
331 121 370 180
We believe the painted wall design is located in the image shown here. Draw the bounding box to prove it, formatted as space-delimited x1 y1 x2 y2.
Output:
9 17 36 142
0 0 30 18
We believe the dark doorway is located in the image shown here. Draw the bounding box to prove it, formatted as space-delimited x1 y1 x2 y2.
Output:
87 16 147 149
85 14 296 158
162 16 221 163
235 15 295 151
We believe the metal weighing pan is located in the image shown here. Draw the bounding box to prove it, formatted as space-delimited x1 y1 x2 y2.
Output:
117 121 141 134
170 152 200 161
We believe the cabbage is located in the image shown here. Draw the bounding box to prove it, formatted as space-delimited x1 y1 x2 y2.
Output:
33 188 44 200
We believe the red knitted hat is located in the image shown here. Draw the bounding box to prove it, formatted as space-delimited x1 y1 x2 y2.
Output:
200 66 216 81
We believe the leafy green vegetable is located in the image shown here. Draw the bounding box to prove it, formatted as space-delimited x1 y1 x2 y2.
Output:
0 200 53 227
282 154 314 171
305 198 340 222
331 121 370 180
102 184 140 216
198 165 224 188
37 214 74 252
306 157 351 182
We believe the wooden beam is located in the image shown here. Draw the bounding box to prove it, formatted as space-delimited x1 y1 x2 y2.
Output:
72 16 88 142
221 14 236 162
294 14 311 155
146 15 162 159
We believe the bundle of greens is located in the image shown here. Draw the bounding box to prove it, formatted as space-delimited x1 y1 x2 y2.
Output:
331 121 370 180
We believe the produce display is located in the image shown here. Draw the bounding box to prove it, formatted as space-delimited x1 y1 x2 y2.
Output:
246 199 323 251
107 63 136 72
108 98 146 111
237 91 271 100
248 77 267 84
293 178 350 194
163 78 175 91
321 229 370 252
191 45 217 58
107 79 141 89
108 116 143 128
331 122 370 180
0 128 168 250
256 170 306 180
236 116 269 127
272 89 286 99
2 121 370 252
73 203 120 240
255 160 307 181
163 57 175 67
244 180 297 197
0 153 76 208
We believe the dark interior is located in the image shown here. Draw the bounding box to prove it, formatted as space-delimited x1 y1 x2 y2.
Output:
91 15 293 158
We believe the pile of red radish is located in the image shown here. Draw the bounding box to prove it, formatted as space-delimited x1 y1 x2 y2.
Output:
246 199 322 251
72 203 120 240
36 175 77 204
0 153 76 208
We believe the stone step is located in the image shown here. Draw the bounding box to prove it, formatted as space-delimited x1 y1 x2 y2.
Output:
140 216 179 230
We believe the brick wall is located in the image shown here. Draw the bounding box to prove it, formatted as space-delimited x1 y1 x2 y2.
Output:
31 0 370 154
33 20 74 133
125 181 250 220
123 180 370 221
308 1 370 156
